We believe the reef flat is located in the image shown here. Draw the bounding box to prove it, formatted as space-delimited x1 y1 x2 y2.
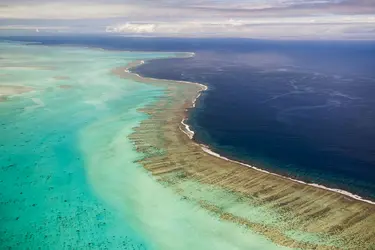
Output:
115 59 375 250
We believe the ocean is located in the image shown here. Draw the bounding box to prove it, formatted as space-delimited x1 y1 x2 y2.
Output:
133 38 375 200
3 35 375 199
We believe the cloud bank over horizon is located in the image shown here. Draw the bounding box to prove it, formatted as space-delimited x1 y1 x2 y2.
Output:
1 0 375 39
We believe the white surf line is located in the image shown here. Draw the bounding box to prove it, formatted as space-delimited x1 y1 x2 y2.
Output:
199 145 375 205
180 118 195 139
183 86 375 205
125 52 375 206
124 57 208 92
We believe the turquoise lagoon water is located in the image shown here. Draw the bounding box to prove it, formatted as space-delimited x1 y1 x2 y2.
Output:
0 42 290 250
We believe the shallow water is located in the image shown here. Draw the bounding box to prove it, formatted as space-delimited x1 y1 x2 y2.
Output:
0 42 290 249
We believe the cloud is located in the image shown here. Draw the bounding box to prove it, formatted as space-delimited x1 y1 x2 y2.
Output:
106 23 157 33
1 0 375 39
0 3 140 19
104 17 375 39
2 0 373 19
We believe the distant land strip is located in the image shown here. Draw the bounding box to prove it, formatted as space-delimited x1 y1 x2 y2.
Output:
112 55 375 250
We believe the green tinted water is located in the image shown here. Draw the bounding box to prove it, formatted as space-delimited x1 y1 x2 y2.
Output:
0 42 291 250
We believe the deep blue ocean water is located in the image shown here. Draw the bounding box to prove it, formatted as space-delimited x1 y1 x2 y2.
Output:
4 35 375 200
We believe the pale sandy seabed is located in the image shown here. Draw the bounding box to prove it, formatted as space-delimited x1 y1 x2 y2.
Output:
0 42 374 250
0 85 33 98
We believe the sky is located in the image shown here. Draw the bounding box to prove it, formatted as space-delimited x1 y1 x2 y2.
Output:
1 0 375 39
